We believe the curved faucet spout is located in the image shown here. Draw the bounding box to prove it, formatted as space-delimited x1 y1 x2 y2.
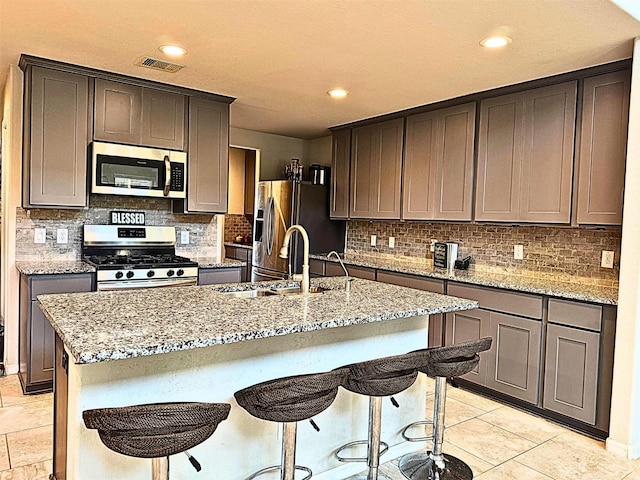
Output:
280 225 310 294
328 251 351 292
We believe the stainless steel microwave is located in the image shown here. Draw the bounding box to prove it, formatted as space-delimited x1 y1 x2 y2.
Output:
91 142 187 199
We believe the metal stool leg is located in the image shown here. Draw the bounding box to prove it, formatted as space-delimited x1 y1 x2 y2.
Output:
151 457 169 480
335 396 391 480
398 377 473 480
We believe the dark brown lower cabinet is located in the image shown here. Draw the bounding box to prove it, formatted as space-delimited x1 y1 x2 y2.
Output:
485 312 541 404
198 267 242 285
543 324 599 424
19 273 93 394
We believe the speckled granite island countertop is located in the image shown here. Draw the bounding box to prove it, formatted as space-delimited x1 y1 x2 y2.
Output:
311 253 618 305
37 277 477 365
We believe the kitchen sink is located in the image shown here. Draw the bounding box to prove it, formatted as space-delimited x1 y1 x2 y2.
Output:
222 289 278 298
222 285 328 298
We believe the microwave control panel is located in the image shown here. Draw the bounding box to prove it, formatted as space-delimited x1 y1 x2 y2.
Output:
170 163 185 191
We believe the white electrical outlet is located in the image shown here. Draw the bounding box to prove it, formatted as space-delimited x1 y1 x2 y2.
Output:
370 235 377 247
34 228 46 244
181 231 190 244
389 237 395 248
56 228 68 244
430 239 437 252
514 245 524 260
601 250 614 269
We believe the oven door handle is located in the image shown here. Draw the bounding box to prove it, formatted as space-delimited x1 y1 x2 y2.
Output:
97 278 197 291
163 155 171 196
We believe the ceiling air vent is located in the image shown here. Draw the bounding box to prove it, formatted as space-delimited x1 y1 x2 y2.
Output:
135 56 185 73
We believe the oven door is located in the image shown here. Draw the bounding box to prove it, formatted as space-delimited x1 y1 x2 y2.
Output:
97 277 197 291
91 142 186 199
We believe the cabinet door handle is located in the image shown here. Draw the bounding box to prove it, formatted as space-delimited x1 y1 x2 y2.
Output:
163 155 171 196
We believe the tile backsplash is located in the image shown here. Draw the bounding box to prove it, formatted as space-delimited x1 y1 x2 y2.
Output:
224 214 253 242
347 220 621 285
16 195 220 261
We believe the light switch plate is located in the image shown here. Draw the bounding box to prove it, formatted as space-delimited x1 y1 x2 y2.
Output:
601 250 614 268
181 231 190 245
34 228 46 244
56 228 68 244
370 235 377 247
514 245 524 260
430 239 437 252
388 236 395 248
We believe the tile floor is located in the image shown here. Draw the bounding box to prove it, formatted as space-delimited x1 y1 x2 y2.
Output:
0 373 638 480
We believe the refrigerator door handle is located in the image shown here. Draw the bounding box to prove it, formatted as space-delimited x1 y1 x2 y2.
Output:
265 196 275 255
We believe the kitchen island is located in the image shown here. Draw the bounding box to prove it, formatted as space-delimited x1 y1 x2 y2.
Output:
37 277 477 480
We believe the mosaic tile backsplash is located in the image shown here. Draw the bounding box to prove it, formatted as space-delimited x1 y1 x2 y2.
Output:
223 214 253 242
347 220 621 285
16 195 220 261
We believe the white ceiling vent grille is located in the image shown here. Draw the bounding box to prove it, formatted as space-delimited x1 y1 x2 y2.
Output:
135 56 185 73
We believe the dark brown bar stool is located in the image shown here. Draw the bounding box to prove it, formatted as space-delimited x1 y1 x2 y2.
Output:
335 350 431 480
398 337 492 480
234 368 348 480
83 401 231 480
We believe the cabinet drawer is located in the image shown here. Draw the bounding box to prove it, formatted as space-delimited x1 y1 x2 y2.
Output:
448 282 542 319
326 262 375 280
199 268 242 285
225 246 250 262
548 298 602 332
31 275 93 300
377 271 444 294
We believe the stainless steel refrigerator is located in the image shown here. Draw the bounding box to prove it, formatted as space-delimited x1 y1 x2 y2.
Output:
252 180 346 281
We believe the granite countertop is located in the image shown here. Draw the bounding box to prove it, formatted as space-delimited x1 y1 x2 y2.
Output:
311 253 618 305
194 257 245 268
224 242 253 250
16 260 96 275
37 277 478 365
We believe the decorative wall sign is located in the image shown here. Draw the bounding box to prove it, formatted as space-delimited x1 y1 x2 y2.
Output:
110 211 146 225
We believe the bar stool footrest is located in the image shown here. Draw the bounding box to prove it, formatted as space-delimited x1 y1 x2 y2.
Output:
246 464 312 480
398 451 473 480
334 439 389 463
401 419 435 442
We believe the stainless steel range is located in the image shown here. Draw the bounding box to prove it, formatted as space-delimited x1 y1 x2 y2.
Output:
83 225 198 291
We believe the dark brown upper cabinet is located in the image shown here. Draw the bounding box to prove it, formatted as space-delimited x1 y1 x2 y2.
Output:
23 66 89 208
330 129 351 219
94 78 186 150
350 118 404 219
403 103 476 221
577 71 631 225
177 97 230 213
475 81 577 223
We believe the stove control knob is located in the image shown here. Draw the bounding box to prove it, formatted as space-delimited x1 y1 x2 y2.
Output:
126 271 134 279
167 269 175 277
177 269 184 277
147 270 155 278
115 271 124 279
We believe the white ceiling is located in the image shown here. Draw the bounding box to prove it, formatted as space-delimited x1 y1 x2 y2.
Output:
1 0 639 139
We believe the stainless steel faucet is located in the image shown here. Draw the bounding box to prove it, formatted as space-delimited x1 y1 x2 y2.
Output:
279 225 310 294
327 251 351 292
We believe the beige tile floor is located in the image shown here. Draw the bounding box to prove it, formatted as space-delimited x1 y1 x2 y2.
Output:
0 373 638 480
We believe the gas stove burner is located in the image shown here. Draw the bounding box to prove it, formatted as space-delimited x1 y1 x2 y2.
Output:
86 254 196 268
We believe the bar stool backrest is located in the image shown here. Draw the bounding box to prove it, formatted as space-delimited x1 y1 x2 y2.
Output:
82 402 231 458
234 368 349 423
341 350 431 397
422 337 492 378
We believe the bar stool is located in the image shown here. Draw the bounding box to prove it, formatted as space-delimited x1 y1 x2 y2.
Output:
335 350 431 480
83 401 231 480
398 337 492 480
234 368 348 480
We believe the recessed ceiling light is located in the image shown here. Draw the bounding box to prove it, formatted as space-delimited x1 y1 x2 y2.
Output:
328 88 349 99
159 45 187 56
480 36 512 48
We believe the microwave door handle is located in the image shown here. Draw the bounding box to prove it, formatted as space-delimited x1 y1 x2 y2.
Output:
163 155 171 196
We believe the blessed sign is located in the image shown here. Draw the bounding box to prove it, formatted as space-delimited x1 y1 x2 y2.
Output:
110 211 146 225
